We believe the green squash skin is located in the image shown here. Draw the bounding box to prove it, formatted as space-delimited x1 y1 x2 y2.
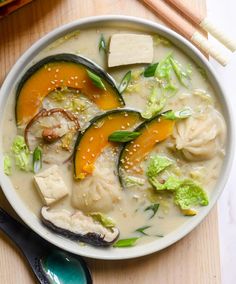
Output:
118 112 170 188
73 109 142 179
15 53 125 124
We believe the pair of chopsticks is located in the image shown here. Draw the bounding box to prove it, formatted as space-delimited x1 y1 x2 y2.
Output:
140 0 236 66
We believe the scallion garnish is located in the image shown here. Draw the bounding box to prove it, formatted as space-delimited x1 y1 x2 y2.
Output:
135 226 151 235
98 33 107 53
144 203 160 219
113 237 139 248
87 70 106 90
119 71 131 94
162 108 192 120
169 57 191 88
143 62 158 77
108 131 140 143
33 146 42 173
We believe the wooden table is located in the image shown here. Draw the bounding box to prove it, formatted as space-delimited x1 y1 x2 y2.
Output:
0 1 221 283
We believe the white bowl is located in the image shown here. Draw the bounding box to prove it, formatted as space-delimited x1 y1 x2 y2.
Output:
0 15 234 260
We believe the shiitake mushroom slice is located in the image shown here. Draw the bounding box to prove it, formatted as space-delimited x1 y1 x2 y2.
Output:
41 207 119 247
25 108 80 164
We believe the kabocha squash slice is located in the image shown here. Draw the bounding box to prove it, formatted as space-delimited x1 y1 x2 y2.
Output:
16 54 125 126
118 114 175 186
74 109 142 179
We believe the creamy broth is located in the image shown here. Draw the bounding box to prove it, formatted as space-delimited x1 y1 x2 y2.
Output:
1 26 226 246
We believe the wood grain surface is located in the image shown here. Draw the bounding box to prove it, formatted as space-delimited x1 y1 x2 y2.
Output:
0 0 221 283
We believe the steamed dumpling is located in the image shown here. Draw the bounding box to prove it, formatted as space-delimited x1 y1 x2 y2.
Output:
72 158 121 213
173 108 226 161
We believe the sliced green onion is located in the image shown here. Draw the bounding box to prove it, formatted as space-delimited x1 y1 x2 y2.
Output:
108 131 140 142
169 57 191 88
144 203 160 219
87 70 106 90
33 146 42 173
143 63 158 77
98 33 107 53
135 226 151 235
162 108 192 120
119 71 131 94
113 237 139 248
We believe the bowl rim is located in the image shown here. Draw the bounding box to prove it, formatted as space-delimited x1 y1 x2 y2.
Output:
0 15 234 260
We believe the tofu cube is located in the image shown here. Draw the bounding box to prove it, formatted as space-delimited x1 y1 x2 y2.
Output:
108 34 153 67
34 165 69 205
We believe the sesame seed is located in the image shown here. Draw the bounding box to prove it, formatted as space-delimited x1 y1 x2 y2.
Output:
75 76 78 79
121 126 125 129
89 137 94 142
56 69 59 73
82 156 86 160
48 87 51 91
87 148 90 153
68 80 71 84
124 166 128 169
51 81 55 85
91 153 95 157
47 68 51 71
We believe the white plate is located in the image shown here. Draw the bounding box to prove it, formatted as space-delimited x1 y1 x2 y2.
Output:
0 15 234 260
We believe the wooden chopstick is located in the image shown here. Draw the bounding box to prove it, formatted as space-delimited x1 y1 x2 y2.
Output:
0 0 16 8
140 0 229 66
166 0 236 52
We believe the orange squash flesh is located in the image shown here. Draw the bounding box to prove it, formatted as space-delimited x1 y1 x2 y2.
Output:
74 110 141 179
16 61 123 126
120 117 175 172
